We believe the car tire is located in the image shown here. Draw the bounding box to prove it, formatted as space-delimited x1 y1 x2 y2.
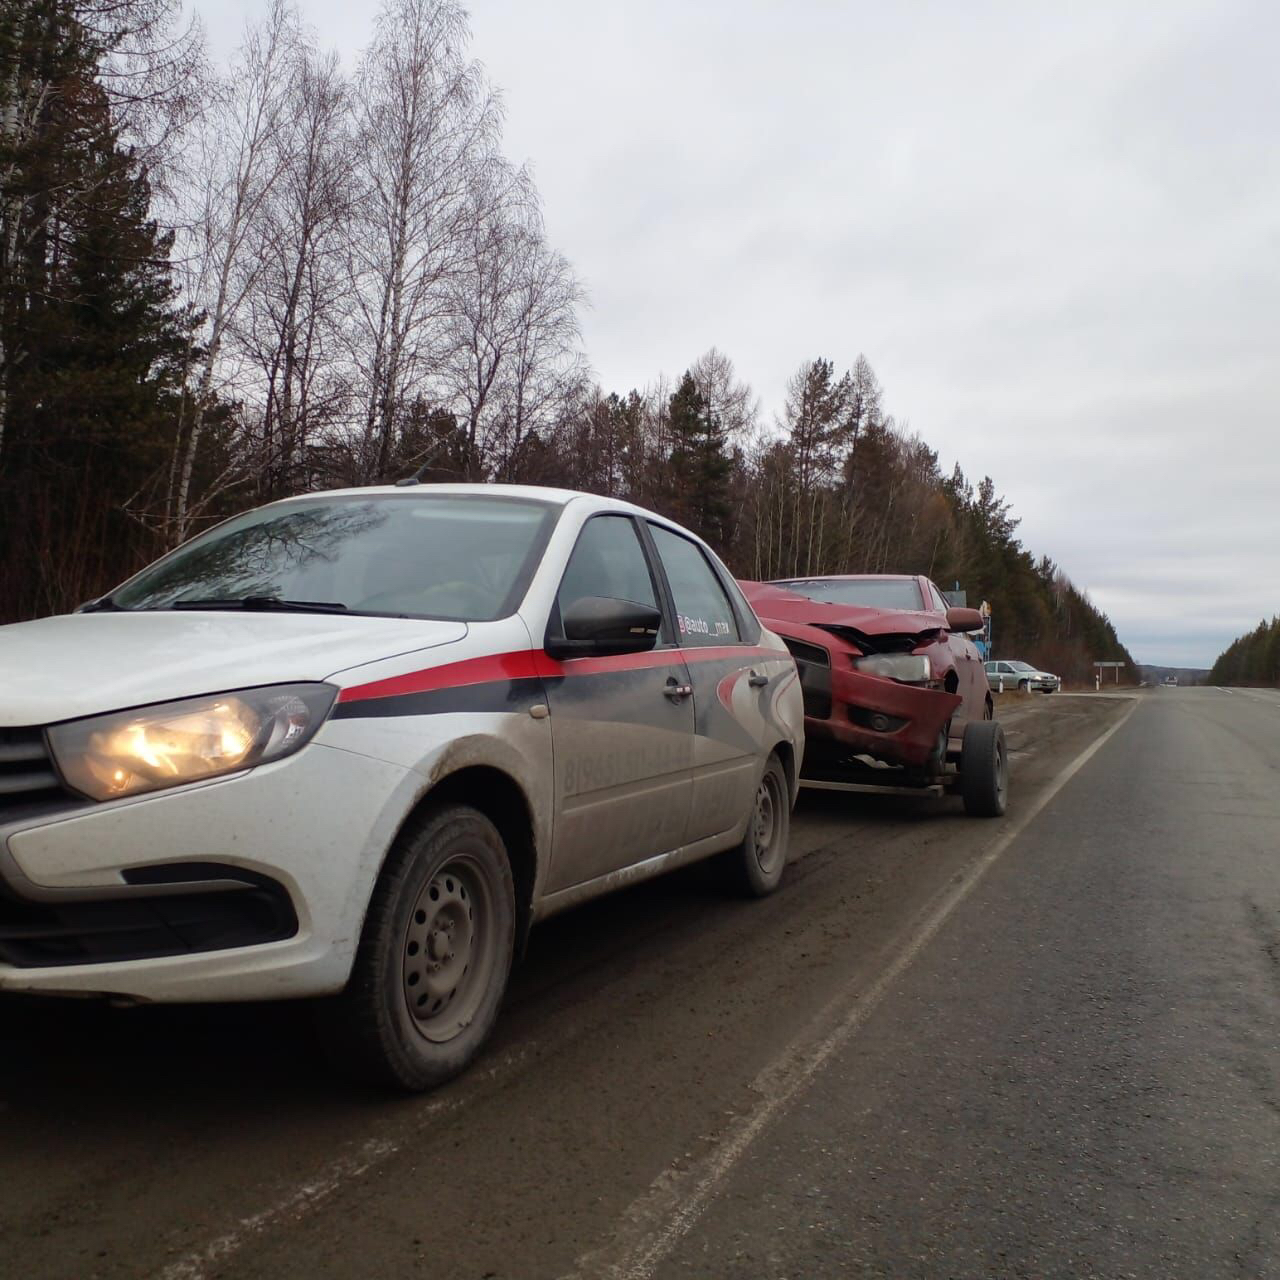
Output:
960 720 1008 817
319 804 516 1092
721 754 790 897
1017 679 1029 692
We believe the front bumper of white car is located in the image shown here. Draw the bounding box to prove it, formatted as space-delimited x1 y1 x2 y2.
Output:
0 741 420 1002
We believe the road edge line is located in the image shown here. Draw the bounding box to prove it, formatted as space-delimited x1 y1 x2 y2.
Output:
563 698 1140 1280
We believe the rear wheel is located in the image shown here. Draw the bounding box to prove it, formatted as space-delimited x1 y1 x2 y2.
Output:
721 754 790 897
319 804 515 1091
960 720 1008 817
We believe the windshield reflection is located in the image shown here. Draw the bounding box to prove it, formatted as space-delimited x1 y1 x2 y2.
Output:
113 496 559 621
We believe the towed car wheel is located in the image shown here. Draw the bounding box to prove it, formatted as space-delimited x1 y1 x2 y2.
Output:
722 754 790 897
960 720 1008 818
321 805 515 1091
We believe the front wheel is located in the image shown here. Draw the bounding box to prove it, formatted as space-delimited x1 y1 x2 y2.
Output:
1017 679 1030 692
319 804 516 1091
721 754 790 897
960 720 1008 817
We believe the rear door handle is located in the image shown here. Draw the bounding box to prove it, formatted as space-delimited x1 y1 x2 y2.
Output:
748 670 770 688
665 677 693 701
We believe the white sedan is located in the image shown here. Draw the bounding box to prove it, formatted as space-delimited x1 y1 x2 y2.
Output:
985 660 1061 693
0 485 803 1089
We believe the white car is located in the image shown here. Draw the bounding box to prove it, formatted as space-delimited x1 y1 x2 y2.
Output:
0 485 803 1089
984 660 1060 694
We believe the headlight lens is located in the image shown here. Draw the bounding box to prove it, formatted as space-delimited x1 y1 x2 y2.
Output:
853 654 932 683
48 684 337 802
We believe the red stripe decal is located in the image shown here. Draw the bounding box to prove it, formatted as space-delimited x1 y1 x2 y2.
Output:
337 651 542 703
338 644 787 704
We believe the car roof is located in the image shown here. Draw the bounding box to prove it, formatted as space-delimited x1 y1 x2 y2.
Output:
276 482 585 507
771 573 920 583
265 482 680 522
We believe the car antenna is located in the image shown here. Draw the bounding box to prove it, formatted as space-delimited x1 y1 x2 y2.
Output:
394 461 432 487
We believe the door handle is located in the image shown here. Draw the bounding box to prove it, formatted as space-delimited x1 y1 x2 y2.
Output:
748 670 770 688
664 677 693 701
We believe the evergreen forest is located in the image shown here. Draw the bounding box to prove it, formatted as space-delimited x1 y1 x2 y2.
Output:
1208 619 1280 687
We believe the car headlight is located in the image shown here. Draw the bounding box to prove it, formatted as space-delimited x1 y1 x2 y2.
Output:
852 654 932 683
48 684 337 802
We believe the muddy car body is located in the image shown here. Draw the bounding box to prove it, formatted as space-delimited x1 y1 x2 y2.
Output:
0 485 804 1090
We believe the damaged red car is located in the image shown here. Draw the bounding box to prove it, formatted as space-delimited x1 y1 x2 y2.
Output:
739 574 1007 816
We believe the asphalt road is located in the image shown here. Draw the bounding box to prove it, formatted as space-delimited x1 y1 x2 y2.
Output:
3 688 1277 1280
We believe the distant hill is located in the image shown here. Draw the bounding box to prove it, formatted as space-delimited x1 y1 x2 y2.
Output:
1138 665 1209 687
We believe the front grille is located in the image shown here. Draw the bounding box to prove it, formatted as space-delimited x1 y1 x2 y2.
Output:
0 866 298 968
782 637 833 719
0 728 71 815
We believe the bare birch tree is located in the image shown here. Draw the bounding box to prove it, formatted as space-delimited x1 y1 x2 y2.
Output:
168 0 300 543
233 45 352 498
348 0 503 483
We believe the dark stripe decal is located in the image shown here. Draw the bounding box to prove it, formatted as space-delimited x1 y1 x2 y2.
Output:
332 677 546 720
332 645 789 720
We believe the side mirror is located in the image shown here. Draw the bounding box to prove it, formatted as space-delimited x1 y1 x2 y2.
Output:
946 606 985 634
545 596 662 660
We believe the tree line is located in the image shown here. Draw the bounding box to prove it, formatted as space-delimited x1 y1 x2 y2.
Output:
1208 619 1280 687
0 0 1134 685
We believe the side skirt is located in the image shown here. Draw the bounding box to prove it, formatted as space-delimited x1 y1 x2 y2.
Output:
532 827 745 923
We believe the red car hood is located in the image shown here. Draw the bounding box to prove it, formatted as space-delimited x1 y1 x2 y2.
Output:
742 582 944 641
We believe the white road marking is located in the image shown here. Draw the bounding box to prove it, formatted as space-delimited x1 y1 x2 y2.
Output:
157 1137 400 1280
154 1051 527 1280
563 699 1139 1280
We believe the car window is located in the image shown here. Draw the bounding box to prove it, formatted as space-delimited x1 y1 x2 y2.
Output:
556 515 667 640
111 495 559 621
773 577 925 610
926 582 949 612
648 524 741 647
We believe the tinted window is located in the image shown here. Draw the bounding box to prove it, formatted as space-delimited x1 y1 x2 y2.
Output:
112 495 558 621
773 578 926 610
649 525 741 647
556 516 665 636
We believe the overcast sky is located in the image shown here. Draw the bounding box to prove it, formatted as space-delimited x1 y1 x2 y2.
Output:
205 0 1278 668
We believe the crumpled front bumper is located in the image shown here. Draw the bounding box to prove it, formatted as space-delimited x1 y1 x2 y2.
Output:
804 665 963 768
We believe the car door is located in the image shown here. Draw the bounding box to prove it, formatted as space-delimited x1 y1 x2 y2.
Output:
541 513 694 894
645 522 773 847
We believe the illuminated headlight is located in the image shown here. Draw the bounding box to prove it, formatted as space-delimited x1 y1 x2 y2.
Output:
48 684 337 802
853 654 932 683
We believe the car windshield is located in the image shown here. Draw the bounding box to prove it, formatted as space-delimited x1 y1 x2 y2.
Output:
111 494 560 621
773 578 925 610
1007 661 1036 672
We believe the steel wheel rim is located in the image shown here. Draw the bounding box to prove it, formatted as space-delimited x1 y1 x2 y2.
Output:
401 853 496 1043
753 771 783 874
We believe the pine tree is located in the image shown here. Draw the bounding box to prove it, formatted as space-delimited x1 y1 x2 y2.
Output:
666 371 731 546
0 0 194 619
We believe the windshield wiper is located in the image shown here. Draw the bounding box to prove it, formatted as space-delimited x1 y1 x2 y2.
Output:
80 595 124 612
167 595 349 615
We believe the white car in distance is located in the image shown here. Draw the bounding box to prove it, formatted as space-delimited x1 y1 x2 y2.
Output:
0 485 803 1090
